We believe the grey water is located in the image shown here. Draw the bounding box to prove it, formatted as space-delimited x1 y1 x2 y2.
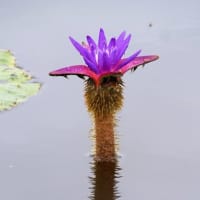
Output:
1 0 200 199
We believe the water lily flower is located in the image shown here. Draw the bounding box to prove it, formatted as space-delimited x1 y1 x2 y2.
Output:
49 29 159 162
49 28 159 86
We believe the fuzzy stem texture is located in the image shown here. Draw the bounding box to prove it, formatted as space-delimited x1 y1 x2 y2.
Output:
85 76 123 162
94 114 116 161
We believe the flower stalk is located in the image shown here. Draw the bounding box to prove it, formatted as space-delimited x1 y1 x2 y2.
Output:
85 76 123 161
94 113 116 161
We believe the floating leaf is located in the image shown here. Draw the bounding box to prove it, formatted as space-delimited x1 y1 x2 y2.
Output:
0 49 41 111
0 50 15 67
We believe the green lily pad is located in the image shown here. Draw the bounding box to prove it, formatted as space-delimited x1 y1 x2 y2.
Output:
0 50 15 67
0 49 41 111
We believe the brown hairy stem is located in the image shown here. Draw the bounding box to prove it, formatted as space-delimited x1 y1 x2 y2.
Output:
94 114 116 161
84 76 123 162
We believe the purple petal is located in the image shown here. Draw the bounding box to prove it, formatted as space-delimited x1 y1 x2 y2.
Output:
49 65 96 77
115 49 141 70
49 65 102 86
69 36 98 73
83 56 99 74
108 38 116 54
86 35 97 63
109 48 118 67
116 34 131 61
100 52 111 72
117 31 126 41
108 38 116 49
116 31 126 46
97 50 103 69
86 35 97 49
118 55 159 74
69 37 95 64
69 36 88 57
98 28 107 50
107 38 119 66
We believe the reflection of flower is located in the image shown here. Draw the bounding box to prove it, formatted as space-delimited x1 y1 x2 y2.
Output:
49 28 159 86
49 29 159 162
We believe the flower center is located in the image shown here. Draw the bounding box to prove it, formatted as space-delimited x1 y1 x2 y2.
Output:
100 75 122 87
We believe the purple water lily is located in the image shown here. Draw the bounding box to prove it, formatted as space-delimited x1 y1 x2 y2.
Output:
49 29 159 161
49 28 159 86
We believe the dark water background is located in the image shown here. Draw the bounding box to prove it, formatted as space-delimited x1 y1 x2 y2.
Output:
1 0 200 199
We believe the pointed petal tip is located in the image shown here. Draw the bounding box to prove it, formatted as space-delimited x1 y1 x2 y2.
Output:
99 28 105 38
99 27 105 33
49 69 63 76
69 36 78 47
145 55 159 62
120 30 126 35
138 55 159 64
117 30 126 41
125 34 132 42
49 66 76 77
49 71 54 76
68 36 74 42
98 28 107 48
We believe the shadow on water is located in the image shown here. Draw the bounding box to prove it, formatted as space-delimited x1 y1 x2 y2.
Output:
89 161 121 200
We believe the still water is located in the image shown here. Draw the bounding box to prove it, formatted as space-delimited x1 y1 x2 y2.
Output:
1 0 200 199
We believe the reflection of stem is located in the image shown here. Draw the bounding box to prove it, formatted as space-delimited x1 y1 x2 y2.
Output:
85 78 123 162
89 161 121 200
